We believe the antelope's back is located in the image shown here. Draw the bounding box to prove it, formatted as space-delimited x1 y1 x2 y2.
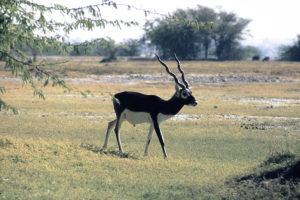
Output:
114 91 164 113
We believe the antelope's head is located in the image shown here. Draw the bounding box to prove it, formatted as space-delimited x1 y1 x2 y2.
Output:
155 54 198 107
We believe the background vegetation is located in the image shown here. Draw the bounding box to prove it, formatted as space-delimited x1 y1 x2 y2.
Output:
145 6 251 60
280 35 300 61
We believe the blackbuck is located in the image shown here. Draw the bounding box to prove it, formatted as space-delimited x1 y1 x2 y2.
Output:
102 54 198 158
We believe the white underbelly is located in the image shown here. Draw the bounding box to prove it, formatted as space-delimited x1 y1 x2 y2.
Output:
157 112 174 123
122 109 174 125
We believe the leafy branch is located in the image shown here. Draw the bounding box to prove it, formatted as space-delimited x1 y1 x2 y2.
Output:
0 98 18 114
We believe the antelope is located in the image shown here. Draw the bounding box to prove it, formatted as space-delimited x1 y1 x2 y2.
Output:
102 54 198 158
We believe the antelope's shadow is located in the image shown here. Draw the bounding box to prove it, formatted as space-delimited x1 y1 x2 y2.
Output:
80 143 139 159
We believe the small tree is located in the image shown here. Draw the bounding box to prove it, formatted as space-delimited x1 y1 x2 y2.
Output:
117 39 142 56
99 39 118 62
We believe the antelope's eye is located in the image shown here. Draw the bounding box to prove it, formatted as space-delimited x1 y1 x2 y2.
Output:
181 91 189 99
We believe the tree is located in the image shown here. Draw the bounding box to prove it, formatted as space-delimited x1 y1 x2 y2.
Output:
279 35 300 61
211 11 250 60
0 0 140 113
117 39 142 56
241 46 262 60
145 6 250 60
145 14 199 60
189 6 217 59
99 39 118 62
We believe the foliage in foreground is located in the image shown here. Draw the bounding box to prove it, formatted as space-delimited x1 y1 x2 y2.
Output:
0 0 141 112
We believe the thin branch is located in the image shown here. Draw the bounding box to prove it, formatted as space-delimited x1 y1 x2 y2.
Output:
0 50 69 67
19 0 167 18
0 98 18 114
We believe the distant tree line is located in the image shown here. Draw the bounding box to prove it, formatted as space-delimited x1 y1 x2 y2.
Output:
69 39 142 57
9 5 281 61
15 38 142 58
7 5 300 62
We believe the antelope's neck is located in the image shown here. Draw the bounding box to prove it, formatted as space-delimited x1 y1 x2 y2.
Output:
160 94 184 116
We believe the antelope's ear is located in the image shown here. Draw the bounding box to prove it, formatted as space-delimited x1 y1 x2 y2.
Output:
175 84 180 91
175 84 180 97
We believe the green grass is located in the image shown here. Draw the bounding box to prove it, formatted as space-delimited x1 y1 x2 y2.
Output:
226 152 300 200
0 59 300 199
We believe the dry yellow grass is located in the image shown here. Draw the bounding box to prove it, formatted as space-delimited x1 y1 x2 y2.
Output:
2 57 300 78
0 58 300 199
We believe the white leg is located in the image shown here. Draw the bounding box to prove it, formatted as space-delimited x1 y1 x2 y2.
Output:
144 124 154 156
115 117 124 153
103 119 117 148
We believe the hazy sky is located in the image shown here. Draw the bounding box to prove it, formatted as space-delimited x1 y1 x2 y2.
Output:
38 0 300 48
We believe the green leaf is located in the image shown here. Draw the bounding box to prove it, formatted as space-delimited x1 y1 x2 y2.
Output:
110 93 120 105
173 15 179 22
193 20 199 30
0 87 6 94
80 91 87 98
34 89 45 100
85 90 92 95
43 78 49 87
0 98 18 114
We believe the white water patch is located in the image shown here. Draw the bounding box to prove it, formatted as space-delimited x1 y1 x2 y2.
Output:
239 98 300 106
54 94 108 99
170 114 202 121
216 114 300 121
1 74 296 84
2 110 299 121
55 113 114 119
56 113 202 122
0 111 201 122
66 74 296 84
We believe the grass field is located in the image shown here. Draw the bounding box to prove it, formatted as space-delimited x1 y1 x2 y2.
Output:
0 57 300 199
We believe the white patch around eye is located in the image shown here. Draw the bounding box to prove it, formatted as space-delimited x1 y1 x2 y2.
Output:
181 91 190 99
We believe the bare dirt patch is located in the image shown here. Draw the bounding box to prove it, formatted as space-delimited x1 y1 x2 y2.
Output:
0 74 296 85
68 74 296 85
